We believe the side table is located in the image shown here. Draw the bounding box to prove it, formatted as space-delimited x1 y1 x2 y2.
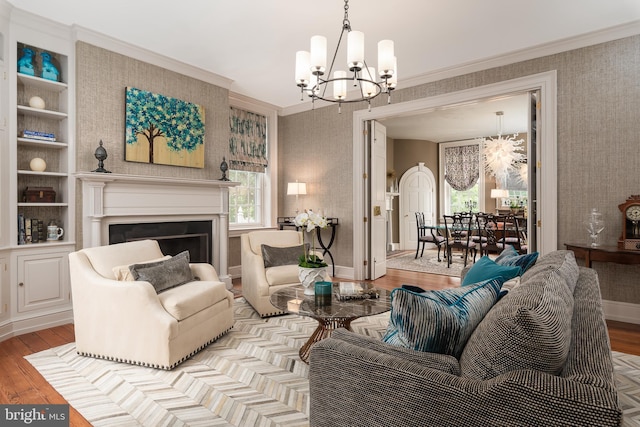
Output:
565 243 640 268
277 217 339 276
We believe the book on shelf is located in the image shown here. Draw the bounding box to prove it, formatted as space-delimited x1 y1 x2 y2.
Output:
21 130 56 141
334 282 380 301
18 214 26 245
17 216 45 244
25 218 32 243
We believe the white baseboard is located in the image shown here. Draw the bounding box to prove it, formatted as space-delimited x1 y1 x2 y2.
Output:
0 310 74 343
332 265 354 280
229 265 241 279
602 299 640 325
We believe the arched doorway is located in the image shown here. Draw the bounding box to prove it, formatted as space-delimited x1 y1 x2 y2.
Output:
399 163 436 251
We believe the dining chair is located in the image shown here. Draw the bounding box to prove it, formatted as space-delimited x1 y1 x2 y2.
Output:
478 213 504 256
508 215 528 254
415 212 446 261
442 213 477 268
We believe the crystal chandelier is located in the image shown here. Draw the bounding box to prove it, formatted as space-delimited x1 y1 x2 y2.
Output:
482 111 526 186
294 0 397 112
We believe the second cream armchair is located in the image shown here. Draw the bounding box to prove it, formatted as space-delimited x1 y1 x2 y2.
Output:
241 230 315 317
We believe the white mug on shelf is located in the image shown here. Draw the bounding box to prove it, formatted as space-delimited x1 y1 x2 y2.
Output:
47 225 64 241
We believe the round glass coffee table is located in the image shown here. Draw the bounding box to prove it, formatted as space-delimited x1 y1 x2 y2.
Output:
269 282 391 364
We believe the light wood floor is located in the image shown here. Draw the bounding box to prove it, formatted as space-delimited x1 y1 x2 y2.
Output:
1 268 639 427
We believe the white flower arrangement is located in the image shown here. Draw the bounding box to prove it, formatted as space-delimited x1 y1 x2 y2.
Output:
293 210 328 268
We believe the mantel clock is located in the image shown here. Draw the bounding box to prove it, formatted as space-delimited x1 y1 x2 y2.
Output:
618 195 640 250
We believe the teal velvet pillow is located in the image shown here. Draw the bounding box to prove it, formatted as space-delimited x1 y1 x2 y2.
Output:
129 250 193 294
495 245 539 273
461 256 521 287
382 278 503 357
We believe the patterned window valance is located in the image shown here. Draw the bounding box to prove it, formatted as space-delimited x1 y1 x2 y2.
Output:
444 145 479 191
229 107 268 172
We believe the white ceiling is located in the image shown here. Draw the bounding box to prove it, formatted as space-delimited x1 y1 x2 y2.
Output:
7 0 640 140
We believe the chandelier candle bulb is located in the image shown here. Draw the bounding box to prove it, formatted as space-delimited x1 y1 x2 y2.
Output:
333 71 347 100
388 57 398 88
295 51 311 87
347 30 364 71
310 35 327 75
378 40 395 77
362 67 377 97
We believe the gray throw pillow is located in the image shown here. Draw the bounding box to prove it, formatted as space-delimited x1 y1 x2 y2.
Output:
129 250 193 293
459 251 578 380
261 244 308 268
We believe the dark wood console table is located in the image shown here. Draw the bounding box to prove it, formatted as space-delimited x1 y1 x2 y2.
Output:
564 243 640 268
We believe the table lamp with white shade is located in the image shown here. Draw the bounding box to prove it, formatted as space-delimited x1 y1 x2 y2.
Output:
287 181 307 215
491 189 509 213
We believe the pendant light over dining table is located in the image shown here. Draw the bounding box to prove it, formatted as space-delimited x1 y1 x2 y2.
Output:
482 111 526 186
294 0 398 112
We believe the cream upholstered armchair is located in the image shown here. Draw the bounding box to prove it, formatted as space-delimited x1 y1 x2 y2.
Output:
242 230 324 317
69 239 234 370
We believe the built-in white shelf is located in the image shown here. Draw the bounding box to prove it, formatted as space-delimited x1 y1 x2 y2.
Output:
17 202 68 207
17 105 67 120
17 73 67 92
17 137 67 148
17 170 67 177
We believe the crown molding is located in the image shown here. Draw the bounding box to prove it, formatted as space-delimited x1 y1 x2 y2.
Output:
229 92 279 113
72 25 234 90
279 19 640 117
10 7 72 44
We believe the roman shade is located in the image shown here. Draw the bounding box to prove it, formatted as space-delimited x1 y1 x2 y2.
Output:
229 106 268 172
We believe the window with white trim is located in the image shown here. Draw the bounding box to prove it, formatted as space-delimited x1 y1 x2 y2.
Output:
439 140 484 216
228 104 273 228
229 170 264 225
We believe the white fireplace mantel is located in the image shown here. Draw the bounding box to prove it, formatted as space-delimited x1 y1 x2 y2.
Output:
76 172 238 288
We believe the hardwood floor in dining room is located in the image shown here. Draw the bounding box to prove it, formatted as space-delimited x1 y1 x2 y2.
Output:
1 269 639 427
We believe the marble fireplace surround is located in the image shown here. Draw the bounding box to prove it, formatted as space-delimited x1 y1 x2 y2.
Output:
76 173 236 288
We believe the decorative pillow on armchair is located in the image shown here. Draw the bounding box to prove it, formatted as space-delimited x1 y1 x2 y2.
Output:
382 278 503 358
261 244 309 268
113 255 171 281
129 250 194 293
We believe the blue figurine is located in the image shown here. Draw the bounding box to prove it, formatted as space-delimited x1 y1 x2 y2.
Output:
17 48 35 76
41 51 60 82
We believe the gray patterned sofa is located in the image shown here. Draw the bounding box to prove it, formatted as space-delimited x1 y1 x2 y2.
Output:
308 251 622 426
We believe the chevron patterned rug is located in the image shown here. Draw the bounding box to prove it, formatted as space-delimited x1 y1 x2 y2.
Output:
26 299 640 426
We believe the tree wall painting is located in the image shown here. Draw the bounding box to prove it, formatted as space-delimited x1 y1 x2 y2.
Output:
125 87 205 168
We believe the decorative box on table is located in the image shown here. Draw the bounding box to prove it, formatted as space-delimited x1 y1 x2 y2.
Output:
23 186 56 203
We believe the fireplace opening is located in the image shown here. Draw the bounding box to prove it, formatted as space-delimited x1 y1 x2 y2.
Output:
109 221 212 263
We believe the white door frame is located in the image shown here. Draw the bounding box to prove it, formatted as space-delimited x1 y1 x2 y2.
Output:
352 71 558 280
399 163 437 250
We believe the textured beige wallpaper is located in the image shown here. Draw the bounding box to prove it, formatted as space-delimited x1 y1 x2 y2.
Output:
75 41 230 247
279 34 640 304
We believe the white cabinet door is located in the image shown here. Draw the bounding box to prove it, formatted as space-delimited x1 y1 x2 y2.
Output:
17 251 69 313
0 256 7 319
